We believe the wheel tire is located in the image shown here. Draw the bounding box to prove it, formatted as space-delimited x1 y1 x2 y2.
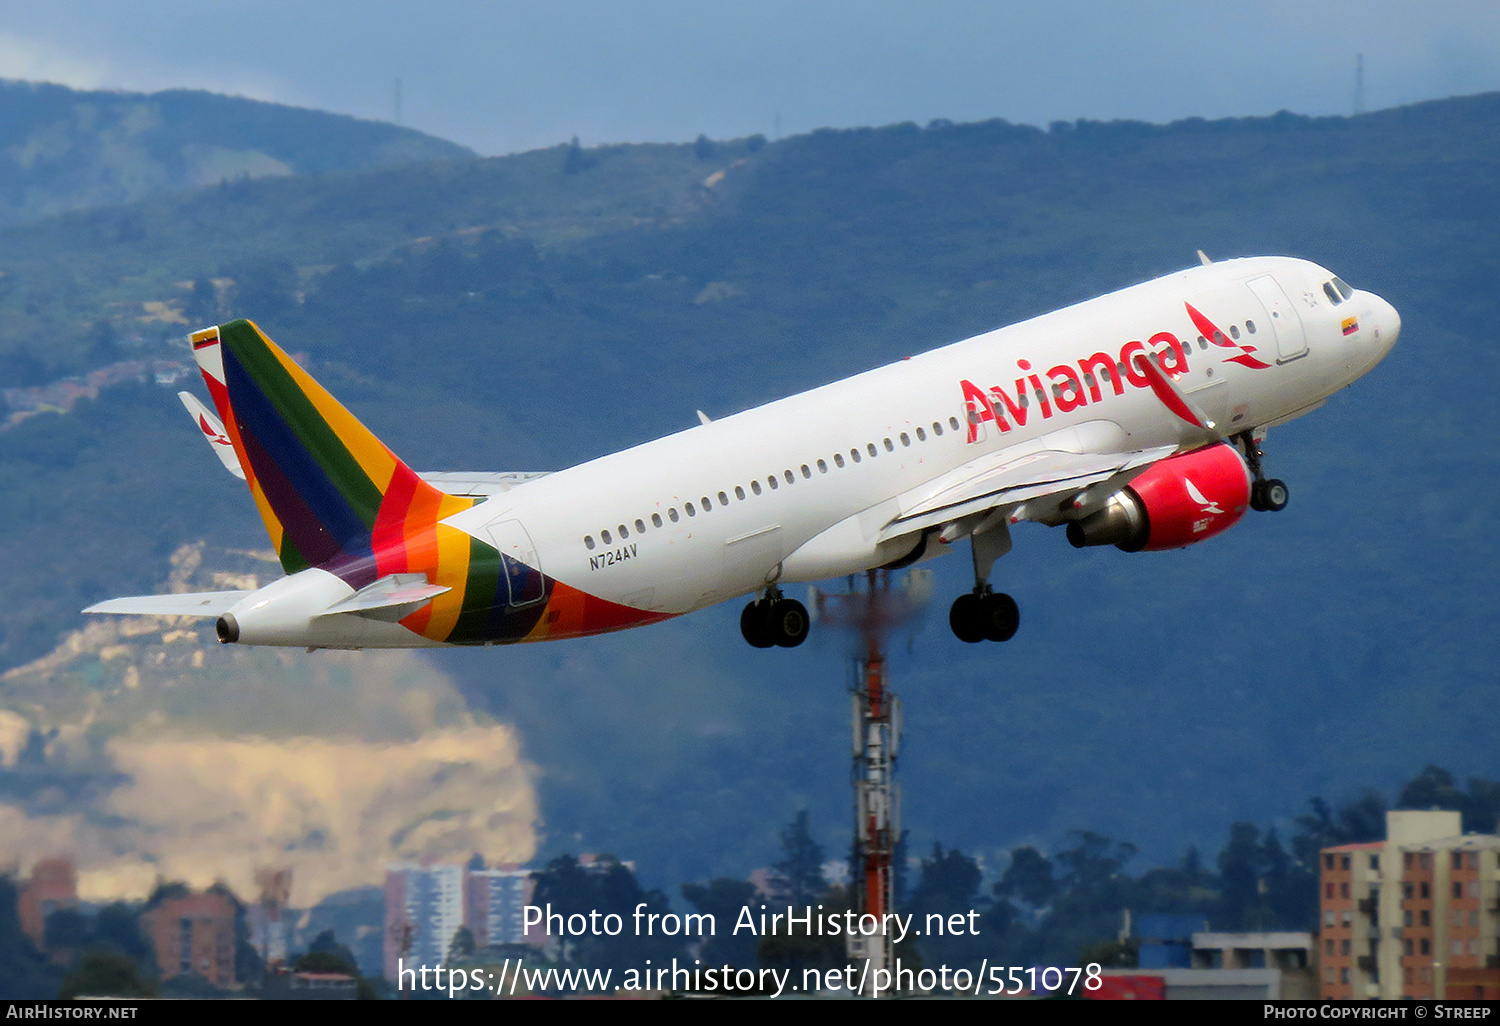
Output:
740 601 774 648
1261 478 1289 512
983 592 1020 643
1249 481 1267 512
771 599 809 648
949 593 986 644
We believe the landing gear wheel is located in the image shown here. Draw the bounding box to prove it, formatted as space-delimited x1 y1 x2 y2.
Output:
1252 478 1289 513
770 598 809 648
1260 478 1288 512
949 593 986 644
982 592 1020 643
740 601 774 648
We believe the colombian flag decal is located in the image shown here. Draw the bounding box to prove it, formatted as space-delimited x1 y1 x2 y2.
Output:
1341 316 1359 336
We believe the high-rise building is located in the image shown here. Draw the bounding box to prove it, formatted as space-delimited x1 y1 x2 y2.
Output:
383 862 465 980
465 865 540 950
17 856 77 952
1319 810 1500 999
139 886 241 991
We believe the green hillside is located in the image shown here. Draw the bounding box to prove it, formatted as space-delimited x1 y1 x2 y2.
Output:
0 79 473 230
1 92 1497 890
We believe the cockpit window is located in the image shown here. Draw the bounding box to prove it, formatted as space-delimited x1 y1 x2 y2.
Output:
1324 281 1343 305
1333 277 1353 301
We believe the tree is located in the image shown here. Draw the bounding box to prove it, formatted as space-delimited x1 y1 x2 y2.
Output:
996 846 1056 909
693 134 715 161
58 950 154 999
448 925 476 962
771 811 825 906
681 878 758 968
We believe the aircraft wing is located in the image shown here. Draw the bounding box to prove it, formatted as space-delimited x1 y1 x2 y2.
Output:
83 591 253 617
877 427 1178 542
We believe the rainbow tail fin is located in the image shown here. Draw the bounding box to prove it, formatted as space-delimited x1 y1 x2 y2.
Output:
190 320 475 588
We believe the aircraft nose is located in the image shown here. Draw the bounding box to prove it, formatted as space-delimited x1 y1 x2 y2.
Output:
1372 294 1401 349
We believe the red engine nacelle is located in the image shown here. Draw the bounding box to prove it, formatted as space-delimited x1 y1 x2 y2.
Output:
1066 443 1252 552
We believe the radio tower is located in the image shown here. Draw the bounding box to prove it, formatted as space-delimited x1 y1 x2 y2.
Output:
811 568 932 996
1354 54 1366 116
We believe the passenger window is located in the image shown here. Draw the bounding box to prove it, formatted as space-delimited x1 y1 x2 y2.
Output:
916 427 926 441
782 470 793 484
686 502 696 516
800 465 811 479
817 459 827 473
1230 325 1240 340
900 433 910 447
651 513 663 528
619 524 629 539
718 491 728 505
834 453 845 468
851 449 862 463
584 535 595 550
751 480 762 495
668 508 679 522
1246 320 1256 334
635 519 645 533
602 529 613 544
884 438 894 452
949 417 960 431
932 422 942 436
701 496 711 510
735 486 745 500
1197 336 1208 350
867 443 877 457
768 477 779 490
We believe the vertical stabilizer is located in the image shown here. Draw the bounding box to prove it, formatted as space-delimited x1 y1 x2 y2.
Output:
190 321 476 593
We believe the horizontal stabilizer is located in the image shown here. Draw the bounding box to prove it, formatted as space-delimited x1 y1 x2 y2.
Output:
83 591 253 617
415 471 549 497
178 391 246 480
315 573 451 623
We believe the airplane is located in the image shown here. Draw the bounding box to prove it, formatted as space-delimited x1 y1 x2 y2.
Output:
84 254 1399 650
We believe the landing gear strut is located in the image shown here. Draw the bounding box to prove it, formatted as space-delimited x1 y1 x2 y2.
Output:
1237 430 1289 512
948 521 1019 644
740 588 809 648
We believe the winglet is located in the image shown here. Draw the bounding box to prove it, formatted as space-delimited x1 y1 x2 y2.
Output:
1197 249 1213 266
696 410 712 426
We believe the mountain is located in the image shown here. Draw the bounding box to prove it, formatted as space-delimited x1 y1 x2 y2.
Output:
0 79 473 229
1 91 1497 894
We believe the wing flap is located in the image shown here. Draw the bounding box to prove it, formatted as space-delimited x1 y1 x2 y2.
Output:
83 591 252 617
877 443 1176 542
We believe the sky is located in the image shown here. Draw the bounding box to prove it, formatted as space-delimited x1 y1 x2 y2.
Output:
2 1 1498 156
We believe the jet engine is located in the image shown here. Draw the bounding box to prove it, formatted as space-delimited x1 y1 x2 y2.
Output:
1066 443 1252 552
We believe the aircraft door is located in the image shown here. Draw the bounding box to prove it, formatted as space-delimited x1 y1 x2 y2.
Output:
484 519 546 606
1246 275 1307 362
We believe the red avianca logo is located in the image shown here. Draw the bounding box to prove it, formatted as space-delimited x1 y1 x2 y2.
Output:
960 301 1270 441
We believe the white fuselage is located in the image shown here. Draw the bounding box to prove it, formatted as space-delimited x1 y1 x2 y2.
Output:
443 256 1399 616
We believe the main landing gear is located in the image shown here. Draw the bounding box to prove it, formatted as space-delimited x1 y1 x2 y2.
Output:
1237 430 1289 512
949 587 1019 644
740 588 810 648
948 520 1019 644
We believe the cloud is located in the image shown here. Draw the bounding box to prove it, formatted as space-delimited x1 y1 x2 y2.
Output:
0 31 109 90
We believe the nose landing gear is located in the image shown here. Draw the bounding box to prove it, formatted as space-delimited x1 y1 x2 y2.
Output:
1238 430 1289 512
